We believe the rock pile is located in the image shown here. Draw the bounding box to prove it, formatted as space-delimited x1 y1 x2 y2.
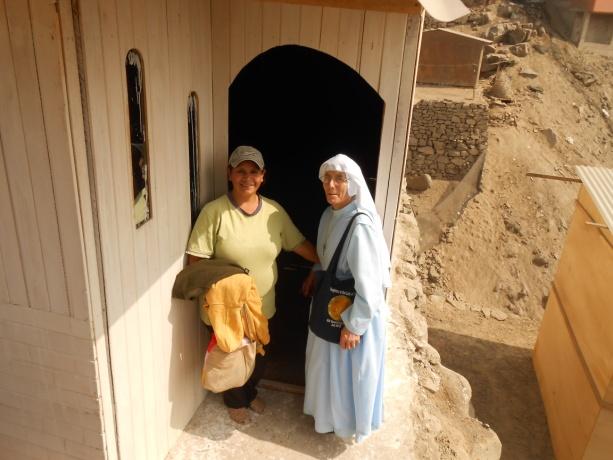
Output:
392 200 502 459
481 20 542 75
407 100 489 180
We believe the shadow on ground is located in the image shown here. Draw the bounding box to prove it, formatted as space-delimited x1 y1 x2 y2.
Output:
166 388 349 459
429 328 554 460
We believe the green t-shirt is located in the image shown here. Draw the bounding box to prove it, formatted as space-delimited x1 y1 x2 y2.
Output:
186 194 305 319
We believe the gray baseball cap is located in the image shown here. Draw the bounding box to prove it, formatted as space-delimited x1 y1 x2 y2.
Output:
228 146 265 169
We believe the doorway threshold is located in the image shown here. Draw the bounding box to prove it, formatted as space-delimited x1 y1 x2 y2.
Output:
259 378 305 395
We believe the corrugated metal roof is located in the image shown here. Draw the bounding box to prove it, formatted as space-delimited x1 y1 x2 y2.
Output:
575 165 613 230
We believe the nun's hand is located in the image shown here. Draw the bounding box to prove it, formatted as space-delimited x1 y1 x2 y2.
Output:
339 327 361 350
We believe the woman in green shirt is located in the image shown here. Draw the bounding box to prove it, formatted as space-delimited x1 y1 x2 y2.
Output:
186 146 318 424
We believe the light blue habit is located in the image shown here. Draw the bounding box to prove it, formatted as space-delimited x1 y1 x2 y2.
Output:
303 201 387 443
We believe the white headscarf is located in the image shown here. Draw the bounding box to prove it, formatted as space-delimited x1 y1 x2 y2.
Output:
319 154 391 288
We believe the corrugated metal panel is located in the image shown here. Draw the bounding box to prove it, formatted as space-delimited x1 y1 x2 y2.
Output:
576 166 613 230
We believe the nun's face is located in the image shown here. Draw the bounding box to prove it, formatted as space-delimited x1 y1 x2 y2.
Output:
322 170 352 209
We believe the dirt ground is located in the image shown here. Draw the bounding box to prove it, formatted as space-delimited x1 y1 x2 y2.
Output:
408 2 613 458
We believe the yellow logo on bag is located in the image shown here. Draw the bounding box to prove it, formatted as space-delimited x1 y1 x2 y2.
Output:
327 295 352 321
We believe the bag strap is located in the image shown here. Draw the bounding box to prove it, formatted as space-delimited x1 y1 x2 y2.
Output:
326 212 366 275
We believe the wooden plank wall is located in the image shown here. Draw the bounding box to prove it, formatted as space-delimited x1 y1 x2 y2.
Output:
533 187 613 460
553 186 613 404
72 1 422 458
0 0 110 458
211 0 423 245
77 0 213 458
534 289 603 460
417 30 485 87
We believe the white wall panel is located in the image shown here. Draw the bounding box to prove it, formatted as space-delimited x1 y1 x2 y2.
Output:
78 0 208 457
4 0 68 314
214 0 421 246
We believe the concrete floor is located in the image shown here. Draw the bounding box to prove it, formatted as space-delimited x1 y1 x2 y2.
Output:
165 309 417 460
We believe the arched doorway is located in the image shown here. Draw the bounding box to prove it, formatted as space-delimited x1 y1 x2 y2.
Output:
229 45 384 385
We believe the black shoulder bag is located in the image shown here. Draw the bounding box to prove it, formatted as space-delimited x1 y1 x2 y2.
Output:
309 212 365 343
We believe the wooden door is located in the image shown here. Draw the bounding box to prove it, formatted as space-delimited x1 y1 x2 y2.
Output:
228 44 384 384
77 0 214 458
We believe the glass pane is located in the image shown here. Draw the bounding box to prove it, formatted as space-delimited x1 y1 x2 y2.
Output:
126 49 151 228
188 92 200 224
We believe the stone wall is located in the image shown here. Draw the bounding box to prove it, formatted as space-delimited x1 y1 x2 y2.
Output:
407 99 488 180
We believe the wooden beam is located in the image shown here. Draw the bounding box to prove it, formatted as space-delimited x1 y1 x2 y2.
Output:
526 172 582 183
258 378 305 394
260 0 422 14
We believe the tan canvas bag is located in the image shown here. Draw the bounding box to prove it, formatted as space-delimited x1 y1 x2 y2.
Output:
201 305 257 393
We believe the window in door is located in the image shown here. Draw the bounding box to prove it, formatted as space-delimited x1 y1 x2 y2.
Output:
187 92 200 224
125 49 151 228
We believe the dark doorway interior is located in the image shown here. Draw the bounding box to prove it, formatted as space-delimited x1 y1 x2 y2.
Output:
229 45 384 385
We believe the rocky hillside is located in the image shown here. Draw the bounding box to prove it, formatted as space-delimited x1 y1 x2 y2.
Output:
403 1 612 458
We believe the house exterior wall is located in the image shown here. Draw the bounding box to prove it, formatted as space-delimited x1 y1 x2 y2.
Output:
0 0 111 458
571 0 613 13
416 30 485 88
546 0 582 40
2 0 424 459
210 0 423 245
547 0 613 54
584 13 613 44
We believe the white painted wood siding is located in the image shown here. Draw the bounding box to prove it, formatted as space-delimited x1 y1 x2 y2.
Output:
0 0 111 458
0 0 95 323
211 0 423 245
77 0 213 458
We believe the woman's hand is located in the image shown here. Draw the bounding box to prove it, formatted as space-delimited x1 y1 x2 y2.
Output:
301 271 316 297
339 327 361 350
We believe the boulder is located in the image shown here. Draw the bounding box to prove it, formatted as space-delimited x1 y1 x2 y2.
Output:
406 174 433 192
519 67 538 78
504 27 529 45
488 72 513 101
481 53 516 73
532 254 549 267
439 366 472 416
468 11 492 25
528 84 544 93
509 43 529 57
486 24 507 42
497 4 513 18
572 69 597 87
484 44 497 55
532 43 549 54
491 309 508 321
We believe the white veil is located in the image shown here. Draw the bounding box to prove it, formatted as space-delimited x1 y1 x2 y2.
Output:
319 154 391 288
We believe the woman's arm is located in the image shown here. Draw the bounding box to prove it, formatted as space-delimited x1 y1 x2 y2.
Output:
292 240 319 264
293 240 320 297
340 222 385 337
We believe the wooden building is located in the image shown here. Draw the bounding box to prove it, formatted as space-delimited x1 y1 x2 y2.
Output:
533 166 613 460
0 0 469 459
416 28 491 88
546 0 613 55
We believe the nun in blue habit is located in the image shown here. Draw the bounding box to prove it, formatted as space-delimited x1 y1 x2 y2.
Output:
303 154 391 443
